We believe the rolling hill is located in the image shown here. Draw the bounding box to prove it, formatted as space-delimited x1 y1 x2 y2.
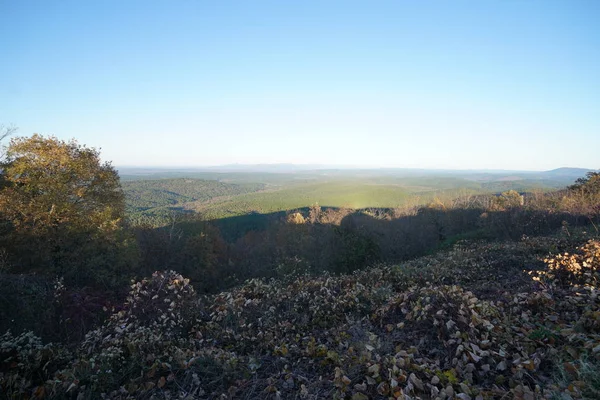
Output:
120 167 595 224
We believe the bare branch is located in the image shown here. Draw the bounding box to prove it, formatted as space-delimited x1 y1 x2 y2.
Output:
0 124 17 143
0 124 18 161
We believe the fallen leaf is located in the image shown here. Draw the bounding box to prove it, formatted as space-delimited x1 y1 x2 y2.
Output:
158 376 166 388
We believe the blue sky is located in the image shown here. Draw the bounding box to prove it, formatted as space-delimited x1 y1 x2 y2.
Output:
1 0 598 170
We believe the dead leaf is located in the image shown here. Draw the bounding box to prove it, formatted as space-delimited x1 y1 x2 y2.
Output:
158 376 166 388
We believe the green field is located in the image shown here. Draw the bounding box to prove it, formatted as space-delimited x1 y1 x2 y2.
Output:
188 179 476 218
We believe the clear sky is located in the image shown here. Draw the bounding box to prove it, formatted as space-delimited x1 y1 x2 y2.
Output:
1 0 598 170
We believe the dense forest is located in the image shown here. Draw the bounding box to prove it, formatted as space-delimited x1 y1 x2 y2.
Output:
1 134 600 399
123 178 265 226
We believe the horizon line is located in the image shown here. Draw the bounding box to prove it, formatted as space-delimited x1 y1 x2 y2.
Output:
114 164 597 173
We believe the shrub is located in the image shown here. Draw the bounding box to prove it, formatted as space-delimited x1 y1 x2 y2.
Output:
530 240 600 287
0 331 71 398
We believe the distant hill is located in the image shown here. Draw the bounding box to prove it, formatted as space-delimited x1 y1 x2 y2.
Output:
539 167 595 178
118 165 595 180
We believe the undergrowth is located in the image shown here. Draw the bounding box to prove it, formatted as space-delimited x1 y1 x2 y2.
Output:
2 231 600 399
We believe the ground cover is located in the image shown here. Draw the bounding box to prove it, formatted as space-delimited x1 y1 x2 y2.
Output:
2 230 599 399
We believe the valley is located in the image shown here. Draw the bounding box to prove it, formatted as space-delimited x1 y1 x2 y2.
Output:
120 167 586 224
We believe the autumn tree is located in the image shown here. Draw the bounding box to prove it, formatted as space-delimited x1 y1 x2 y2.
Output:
0 134 136 286
308 203 322 223
569 171 600 195
566 171 600 219
492 190 525 211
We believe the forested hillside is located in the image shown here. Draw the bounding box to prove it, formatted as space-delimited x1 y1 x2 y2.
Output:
123 178 265 225
122 173 570 224
1 135 600 399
